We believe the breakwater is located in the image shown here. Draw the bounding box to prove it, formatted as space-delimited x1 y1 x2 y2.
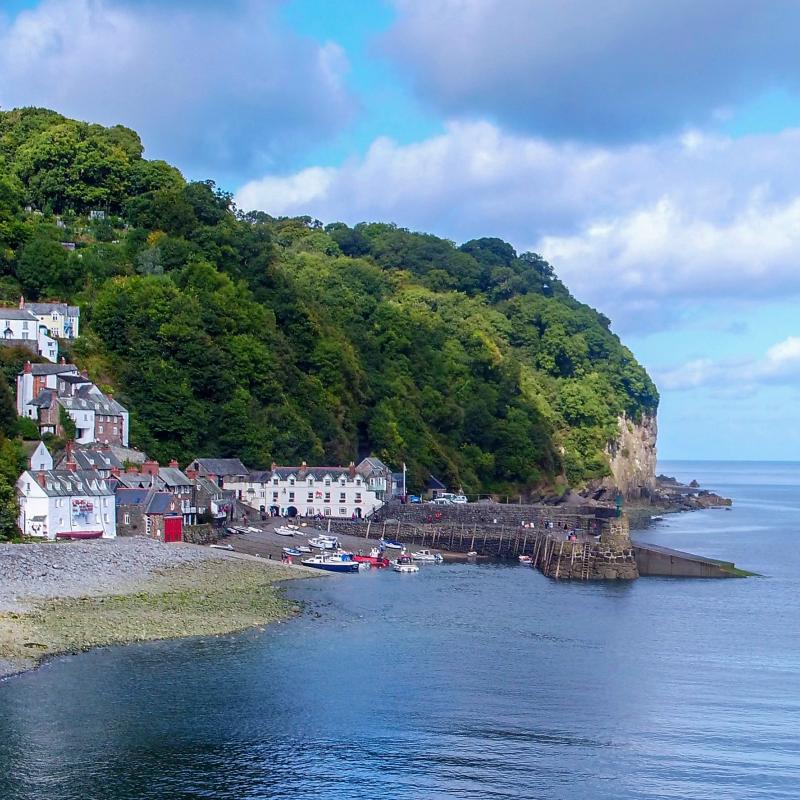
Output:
327 507 638 580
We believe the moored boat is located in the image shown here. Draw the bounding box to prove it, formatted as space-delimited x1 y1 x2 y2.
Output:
309 535 339 550
411 549 444 564
274 526 295 536
209 543 234 551
301 554 360 573
353 547 391 568
381 539 404 550
283 547 302 557
393 555 419 573
518 555 532 565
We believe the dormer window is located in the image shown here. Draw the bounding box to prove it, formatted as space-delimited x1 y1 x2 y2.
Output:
324 478 331 486
355 478 361 486
308 477 314 486
289 477 295 486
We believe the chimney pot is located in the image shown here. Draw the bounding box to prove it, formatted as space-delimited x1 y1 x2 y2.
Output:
24 361 32 374
19 295 25 310
169 459 179 469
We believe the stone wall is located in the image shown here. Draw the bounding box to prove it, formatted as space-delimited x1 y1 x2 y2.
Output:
182 524 221 545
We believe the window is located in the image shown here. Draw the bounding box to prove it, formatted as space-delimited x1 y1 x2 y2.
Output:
289 477 295 486
355 493 362 502
324 508 331 516
355 478 361 486
273 478 278 486
273 492 278 501
339 492 346 502
308 476 314 486
288 492 295 501
324 478 331 486
307 492 313 501
103 514 109 523
124 513 130 524
339 508 347 516
324 492 330 503
99 425 104 433
340 477 346 485
306 507 314 516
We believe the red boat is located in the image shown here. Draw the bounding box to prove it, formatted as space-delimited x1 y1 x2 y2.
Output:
353 549 391 569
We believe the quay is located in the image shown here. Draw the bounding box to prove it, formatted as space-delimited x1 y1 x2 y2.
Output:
322 501 750 580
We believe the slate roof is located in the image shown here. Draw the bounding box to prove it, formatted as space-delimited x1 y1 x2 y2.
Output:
357 456 390 476
427 474 446 490
0 309 39 322
30 389 55 408
30 363 78 376
61 449 123 471
115 488 150 506
191 458 248 476
24 302 80 317
59 391 127 416
158 467 191 487
58 374 91 385
115 472 159 489
146 493 180 515
23 469 113 497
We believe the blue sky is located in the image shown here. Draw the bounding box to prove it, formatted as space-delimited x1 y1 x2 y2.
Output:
2 0 800 461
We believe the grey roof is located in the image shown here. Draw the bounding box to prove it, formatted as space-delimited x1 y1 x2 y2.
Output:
60 448 123 471
24 302 80 316
59 392 127 416
58 374 91 385
24 469 113 497
193 475 228 496
158 467 191 487
357 456 390 476
115 472 158 489
115 488 150 507
30 389 55 409
0 309 38 321
106 445 148 464
191 458 248 476
29 363 78 376
146 493 180 515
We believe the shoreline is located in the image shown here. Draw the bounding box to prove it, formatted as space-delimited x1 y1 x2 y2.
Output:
0 538 319 681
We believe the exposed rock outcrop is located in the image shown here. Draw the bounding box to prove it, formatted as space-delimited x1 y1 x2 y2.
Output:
606 413 657 499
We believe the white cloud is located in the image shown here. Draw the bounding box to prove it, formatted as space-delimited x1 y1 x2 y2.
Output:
657 336 800 391
383 0 800 142
234 121 800 331
0 0 354 180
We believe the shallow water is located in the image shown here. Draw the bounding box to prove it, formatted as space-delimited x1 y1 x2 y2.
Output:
1 461 799 799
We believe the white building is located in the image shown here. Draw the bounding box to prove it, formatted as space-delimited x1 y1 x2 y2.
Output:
17 469 116 539
25 441 53 472
21 298 80 339
0 308 58 362
17 361 79 417
224 460 388 519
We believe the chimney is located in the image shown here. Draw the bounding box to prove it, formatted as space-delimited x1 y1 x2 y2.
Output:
271 461 278 472
80 369 89 379
126 464 139 473
141 460 159 476
110 467 121 477
60 356 66 365
65 441 77 472
185 468 198 480
348 461 356 479
19 295 24 310
169 459 179 469
24 361 32 374
299 460 307 478
36 471 47 487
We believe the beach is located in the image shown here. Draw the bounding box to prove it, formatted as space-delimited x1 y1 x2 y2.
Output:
0 538 313 680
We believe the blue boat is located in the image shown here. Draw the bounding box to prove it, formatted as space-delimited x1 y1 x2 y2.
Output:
381 539 404 550
301 555 360 573
282 547 302 557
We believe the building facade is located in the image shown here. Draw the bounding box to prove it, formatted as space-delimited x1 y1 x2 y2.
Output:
21 298 80 339
224 459 388 518
17 469 116 539
0 308 58 362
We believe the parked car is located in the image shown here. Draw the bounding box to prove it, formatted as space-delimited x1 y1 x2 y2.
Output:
452 495 468 504
408 495 422 504
431 497 452 505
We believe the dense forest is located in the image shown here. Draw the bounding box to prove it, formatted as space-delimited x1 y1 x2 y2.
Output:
0 107 658 534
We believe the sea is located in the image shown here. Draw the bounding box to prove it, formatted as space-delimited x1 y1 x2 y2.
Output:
1 461 799 799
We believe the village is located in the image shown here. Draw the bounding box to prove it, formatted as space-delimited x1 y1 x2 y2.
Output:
5 297 411 543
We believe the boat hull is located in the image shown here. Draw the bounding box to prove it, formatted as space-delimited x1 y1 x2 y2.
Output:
301 559 360 573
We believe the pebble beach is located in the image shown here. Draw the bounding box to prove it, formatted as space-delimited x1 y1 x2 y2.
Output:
0 538 314 679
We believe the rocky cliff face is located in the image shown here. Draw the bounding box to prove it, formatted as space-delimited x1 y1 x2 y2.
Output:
606 414 658 499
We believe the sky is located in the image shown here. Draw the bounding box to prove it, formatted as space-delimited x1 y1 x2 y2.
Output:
2 0 800 461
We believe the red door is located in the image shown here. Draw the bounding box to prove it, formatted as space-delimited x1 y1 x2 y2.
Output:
164 516 183 543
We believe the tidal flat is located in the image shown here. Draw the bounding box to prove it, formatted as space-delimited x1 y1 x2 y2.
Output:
0 539 312 679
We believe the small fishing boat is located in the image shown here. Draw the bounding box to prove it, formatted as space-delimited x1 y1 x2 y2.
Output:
309 535 339 550
282 547 302 557
381 539 404 550
518 555 532 565
393 555 419 573
297 545 312 553
353 547 391 568
209 543 234 551
302 554 359 573
274 526 295 536
411 549 443 564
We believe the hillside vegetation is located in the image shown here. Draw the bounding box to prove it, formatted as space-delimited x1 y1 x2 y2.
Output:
0 107 658 510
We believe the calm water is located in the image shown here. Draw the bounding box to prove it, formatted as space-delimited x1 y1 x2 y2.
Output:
1 461 799 799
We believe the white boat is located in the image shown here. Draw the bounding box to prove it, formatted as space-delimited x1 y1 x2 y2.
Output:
309 535 339 550
274 526 295 536
297 545 312 553
411 549 444 564
381 539 404 550
209 543 234 551
518 555 532 565
393 555 419 573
